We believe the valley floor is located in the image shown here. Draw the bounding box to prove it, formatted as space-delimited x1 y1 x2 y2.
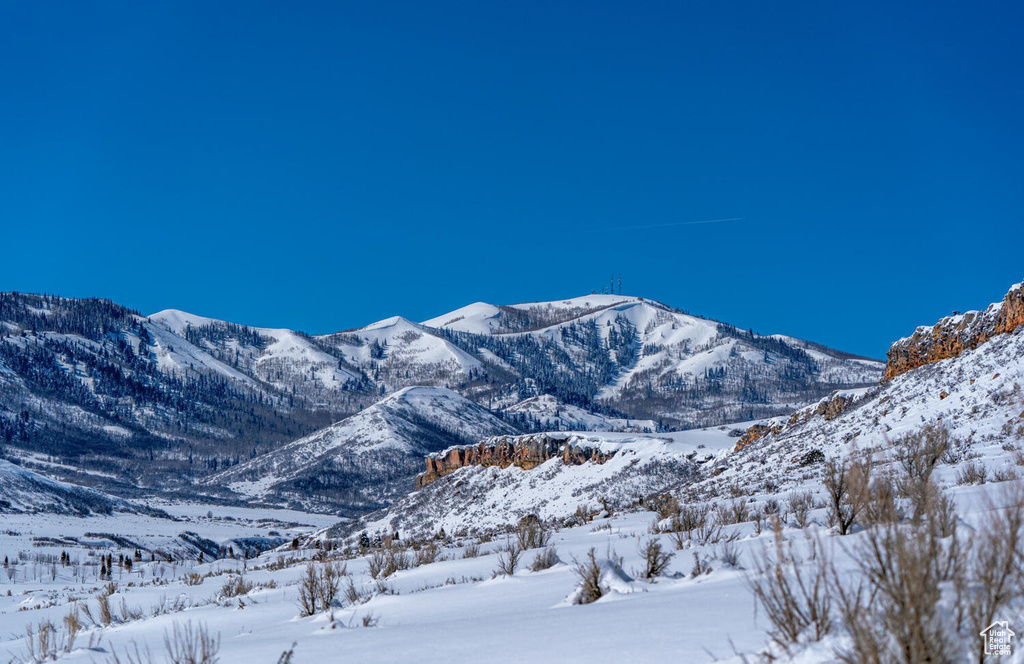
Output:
3 478 1022 663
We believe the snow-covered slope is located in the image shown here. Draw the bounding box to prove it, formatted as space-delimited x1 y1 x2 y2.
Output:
503 394 659 433
345 425 744 537
699 326 1024 501
150 309 362 405
0 458 161 516
213 387 518 513
316 317 484 394
684 283 1024 507
425 294 883 428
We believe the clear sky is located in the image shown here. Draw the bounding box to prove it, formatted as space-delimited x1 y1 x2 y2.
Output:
2 1 1021 358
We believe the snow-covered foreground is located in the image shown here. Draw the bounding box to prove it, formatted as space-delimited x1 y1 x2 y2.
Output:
2 477 1023 663
2 507 756 663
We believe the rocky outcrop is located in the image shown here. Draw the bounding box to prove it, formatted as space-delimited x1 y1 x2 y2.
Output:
734 423 783 452
884 282 1024 381
415 433 615 488
734 391 855 452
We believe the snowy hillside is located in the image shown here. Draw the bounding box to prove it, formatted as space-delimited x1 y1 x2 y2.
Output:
316 316 485 395
213 387 518 513
503 394 660 433
698 322 1024 503
426 294 884 428
0 458 161 516
0 289 880 514
343 426 744 538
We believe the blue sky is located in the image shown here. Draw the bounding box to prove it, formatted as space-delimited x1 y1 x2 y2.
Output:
2 1 1021 358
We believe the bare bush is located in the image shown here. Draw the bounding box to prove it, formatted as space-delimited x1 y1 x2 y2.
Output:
219 574 252 598
993 466 1019 483
344 578 367 605
530 547 560 572
957 461 988 486
787 491 815 529
57 603 82 655
637 539 674 579
651 494 681 521
515 516 552 551
966 485 1024 663
297 563 319 617
669 503 710 539
297 561 345 616
383 548 410 578
24 620 58 663
413 543 441 567
893 424 951 489
717 540 741 568
367 549 387 579
747 528 832 650
495 540 522 576
823 452 871 535
463 542 481 558
861 471 905 528
572 548 604 604
690 552 712 578
836 518 957 663
96 584 115 626
163 621 220 664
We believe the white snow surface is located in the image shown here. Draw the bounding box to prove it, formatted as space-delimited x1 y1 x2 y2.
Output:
212 386 516 504
3 299 1024 662
503 394 659 432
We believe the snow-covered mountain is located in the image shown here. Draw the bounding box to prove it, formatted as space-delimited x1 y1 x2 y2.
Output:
503 394 659 432
0 289 880 512
424 294 883 428
342 425 743 537
696 281 1024 503
0 457 163 516
351 281 1024 538
212 387 517 513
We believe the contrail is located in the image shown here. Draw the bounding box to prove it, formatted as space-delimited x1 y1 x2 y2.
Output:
601 217 744 232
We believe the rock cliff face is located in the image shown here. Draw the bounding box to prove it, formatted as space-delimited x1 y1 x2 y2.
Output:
734 390 856 452
415 433 615 488
884 282 1024 381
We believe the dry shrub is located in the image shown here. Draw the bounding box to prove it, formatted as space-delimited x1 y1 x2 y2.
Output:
62 604 82 654
413 543 441 567
219 574 252 598
787 491 815 528
344 578 367 605
530 547 560 572
957 461 988 486
367 549 386 579
163 620 219 664
24 620 58 663
637 538 674 579
690 552 712 578
96 584 115 627
823 451 871 535
572 548 604 604
965 485 1024 662
651 494 681 521
297 561 346 616
668 502 710 539
836 515 959 663
495 539 522 576
747 525 833 651
462 542 481 559
515 515 552 550
893 425 951 521
717 540 741 568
